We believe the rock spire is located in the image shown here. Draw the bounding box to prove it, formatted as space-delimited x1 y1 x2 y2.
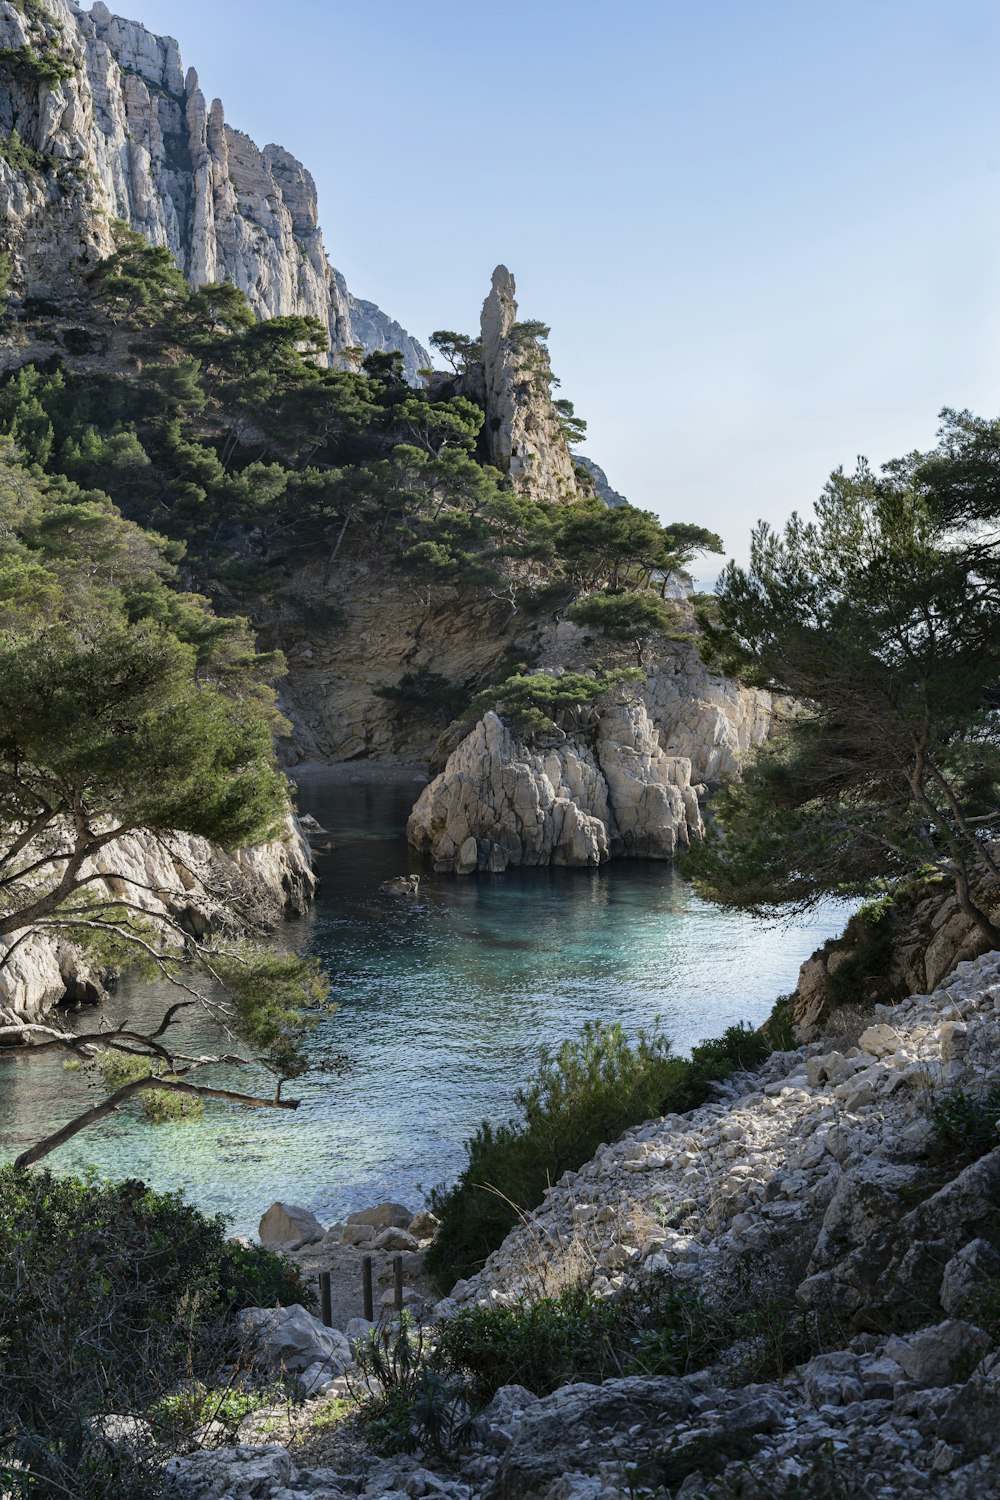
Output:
476 265 581 503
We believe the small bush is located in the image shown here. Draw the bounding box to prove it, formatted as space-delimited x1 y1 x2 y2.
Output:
931 1086 1000 1157
762 994 798 1050
437 1276 723 1402
458 667 642 740
97 1050 205 1123
351 1316 470 1461
427 1020 774 1290
374 668 466 720
0 1167 308 1499
426 1020 688 1287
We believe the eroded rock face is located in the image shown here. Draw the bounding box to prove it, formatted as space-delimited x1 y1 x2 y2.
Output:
0 0 429 380
0 815 314 1033
475 265 581 504
793 875 1000 1037
406 703 703 875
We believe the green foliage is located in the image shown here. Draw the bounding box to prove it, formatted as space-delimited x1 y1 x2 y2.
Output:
210 949 333 1079
429 329 482 372
931 1086 1000 1156
97 1051 204 1123
0 127 52 173
427 1021 682 1286
0 43 74 85
352 1316 470 1461
427 1019 773 1289
761 995 798 1051
437 1276 723 1402
0 1166 307 1498
374 668 467 720
817 897 907 1012
0 253 10 309
567 589 688 661
461 667 643 739
147 1379 285 1443
676 1023 773 1111
692 423 1000 941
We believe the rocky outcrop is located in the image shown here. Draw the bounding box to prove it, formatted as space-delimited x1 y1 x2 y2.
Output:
571 453 627 508
469 266 580 503
274 559 774 781
406 701 703 875
0 0 428 380
793 873 1000 1038
0 814 314 1034
641 648 774 784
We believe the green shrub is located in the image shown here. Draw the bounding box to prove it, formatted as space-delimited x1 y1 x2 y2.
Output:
0 1167 308 1499
0 127 53 174
97 1050 205 1123
931 1086 1000 1157
761 994 798 1050
437 1276 723 1402
459 667 642 740
426 1019 774 1290
351 1316 470 1461
0 44 74 85
426 1020 688 1287
374 668 467 720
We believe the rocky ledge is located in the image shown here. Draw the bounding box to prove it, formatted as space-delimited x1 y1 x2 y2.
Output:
406 703 703 876
0 814 314 1033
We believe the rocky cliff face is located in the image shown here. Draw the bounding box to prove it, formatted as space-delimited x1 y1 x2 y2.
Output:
0 814 315 1035
406 701 703 875
0 0 429 379
275 560 774 782
466 266 581 503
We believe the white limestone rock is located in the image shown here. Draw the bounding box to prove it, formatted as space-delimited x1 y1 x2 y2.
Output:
476 265 581 504
0 814 314 1030
258 1202 325 1248
407 702 702 876
0 0 429 380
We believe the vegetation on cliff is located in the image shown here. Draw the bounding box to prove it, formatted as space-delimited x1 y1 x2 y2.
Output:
0 227 721 617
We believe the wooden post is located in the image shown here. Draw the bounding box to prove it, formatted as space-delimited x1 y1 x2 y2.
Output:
362 1255 374 1321
319 1270 332 1328
394 1253 404 1313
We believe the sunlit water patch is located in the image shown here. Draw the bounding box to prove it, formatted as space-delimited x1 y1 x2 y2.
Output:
0 775 848 1236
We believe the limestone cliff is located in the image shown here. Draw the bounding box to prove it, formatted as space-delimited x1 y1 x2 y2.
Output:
792 870 1000 1038
273 562 773 781
0 0 429 379
466 266 581 503
406 701 703 875
0 814 315 1035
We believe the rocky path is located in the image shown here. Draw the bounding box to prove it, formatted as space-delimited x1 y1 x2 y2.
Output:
167 951 1000 1498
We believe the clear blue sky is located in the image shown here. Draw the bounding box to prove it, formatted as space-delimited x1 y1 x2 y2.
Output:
112 0 1000 579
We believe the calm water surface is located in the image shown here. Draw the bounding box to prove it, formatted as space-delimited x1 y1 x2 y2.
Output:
0 777 847 1235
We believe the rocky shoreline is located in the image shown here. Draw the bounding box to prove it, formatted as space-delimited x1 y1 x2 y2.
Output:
0 815 315 1035
159 948 1000 1498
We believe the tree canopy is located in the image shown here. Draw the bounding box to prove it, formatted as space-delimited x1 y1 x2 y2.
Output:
0 447 332 1159
689 412 1000 945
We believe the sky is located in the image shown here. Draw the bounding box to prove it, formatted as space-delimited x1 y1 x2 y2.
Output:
109 0 1000 581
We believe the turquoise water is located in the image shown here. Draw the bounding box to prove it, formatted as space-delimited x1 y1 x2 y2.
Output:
0 777 847 1237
